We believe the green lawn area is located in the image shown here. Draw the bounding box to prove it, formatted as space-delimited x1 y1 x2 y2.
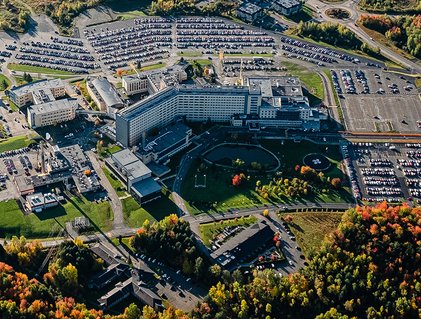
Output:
182 140 353 214
0 74 11 91
0 196 113 239
322 68 340 106
8 63 77 76
122 192 178 228
118 9 147 19
98 140 122 159
278 212 344 257
199 215 258 246
118 62 166 76
284 5 314 23
102 167 127 197
0 135 36 153
282 61 324 104
178 51 203 57
190 59 213 66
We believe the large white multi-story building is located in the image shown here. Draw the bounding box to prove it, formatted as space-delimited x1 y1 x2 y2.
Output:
7 79 66 107
116 85 254 147
116 76 326 147
27 99 78 128
87 77 124 113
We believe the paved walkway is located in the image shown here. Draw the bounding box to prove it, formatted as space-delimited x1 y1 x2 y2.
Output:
86 151 125 229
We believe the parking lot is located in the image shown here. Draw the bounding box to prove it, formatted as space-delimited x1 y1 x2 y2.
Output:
343 142 421 204
0 146 39 201
334 69 421 132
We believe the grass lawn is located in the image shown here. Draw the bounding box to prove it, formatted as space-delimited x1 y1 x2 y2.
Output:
8 63 77 76
0 74 11 91
190 59 213 66
284 5 314 23
0 135 35 153
199 215 257 246
102 167 127 197
118 62 166 76
323 68 340 106
122 192 178 228
182 140 353 214
178 51 203 57
278 212 344 257
98 139 122 158
118 9 147 19
282 61 324 103
0 196 113 239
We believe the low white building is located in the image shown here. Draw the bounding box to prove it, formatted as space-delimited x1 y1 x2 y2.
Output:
27 99 78 128
26 192 59 212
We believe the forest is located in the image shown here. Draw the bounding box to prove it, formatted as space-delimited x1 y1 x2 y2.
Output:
359 14 421 58
359 0 421 13
0 203 420 318
294 21 381 58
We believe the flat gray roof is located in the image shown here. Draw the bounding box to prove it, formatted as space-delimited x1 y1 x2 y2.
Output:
28 98 78 115
139 123 191 154
111 149 152 180
10 79 64 95
131 178 161 198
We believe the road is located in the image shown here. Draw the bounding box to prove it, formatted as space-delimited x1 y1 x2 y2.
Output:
306 0 421 73
86 150 125 229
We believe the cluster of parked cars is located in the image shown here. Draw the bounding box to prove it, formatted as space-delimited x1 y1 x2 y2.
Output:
280 36 359 63
355 70 369 94
85 18 173 70
331 70 342 94
281 44 336 66
14 54 96 73
0 146 31 158
4 159 17 175
18 155 33 174
339 69 356 94
223 58 280 75
176 18 274 49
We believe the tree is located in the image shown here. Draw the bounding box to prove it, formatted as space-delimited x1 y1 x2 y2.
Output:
124 303 141 319
262 209 269 217
331 178 342 189
232 174 243 187
284 215 293 223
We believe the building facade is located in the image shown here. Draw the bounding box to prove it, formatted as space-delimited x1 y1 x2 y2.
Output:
272 0 302 16
27 99 78 128
116 77 324 147
237 2 264 23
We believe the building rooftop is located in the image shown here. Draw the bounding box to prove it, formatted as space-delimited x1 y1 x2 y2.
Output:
131 178 161 199
90 77 124 108
210 221 274 268
139 123 191 155
10 79 64 95
111 149 152 181
274 0 301 9
28 98 78 115
238 2 262 15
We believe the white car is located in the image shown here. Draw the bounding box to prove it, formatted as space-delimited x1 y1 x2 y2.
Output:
288 260 293 266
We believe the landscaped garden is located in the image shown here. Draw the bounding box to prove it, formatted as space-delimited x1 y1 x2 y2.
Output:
181 140 353 214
